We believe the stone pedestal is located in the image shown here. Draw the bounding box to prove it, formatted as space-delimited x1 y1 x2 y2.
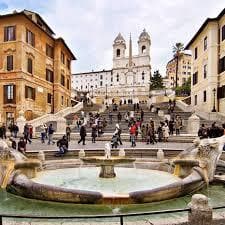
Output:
99 165 116 178
79 149 85 158
188 194 212 225
187 113 200 135
16 110 26 136
56 117 67 133
157 149 164 161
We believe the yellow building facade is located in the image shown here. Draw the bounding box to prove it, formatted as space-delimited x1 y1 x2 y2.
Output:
186 8 225 113
166 53 191 88
0 10 76 125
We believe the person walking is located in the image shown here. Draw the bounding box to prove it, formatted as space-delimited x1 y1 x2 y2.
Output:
140 109 144 122
40 124 46 143
78 123 86 145
66 125 71 142
117 112 122 123
114 123 122 145
48 124 55 145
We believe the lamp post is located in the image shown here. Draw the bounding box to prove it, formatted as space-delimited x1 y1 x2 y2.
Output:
211 88 216 112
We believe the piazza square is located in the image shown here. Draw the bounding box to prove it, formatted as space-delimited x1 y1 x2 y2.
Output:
0 1 225 225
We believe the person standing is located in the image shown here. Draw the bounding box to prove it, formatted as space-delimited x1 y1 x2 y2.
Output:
91 124 97 143
141 124 146 142
78 123 86 145
109 111 113 124
114 123 122 145
163 123 169 142
66 125 71 142
12 123 19 138
169 119 174 135
48 124 55 145
157 122 164 142
117 112 122 123
23 123 31 144
2 123 7 139
140 109 144 122
0 124 3 139
175 116 181 136
129 123 136 147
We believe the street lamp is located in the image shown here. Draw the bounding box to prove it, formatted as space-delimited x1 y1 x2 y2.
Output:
211 88 216 112
105 84 108 99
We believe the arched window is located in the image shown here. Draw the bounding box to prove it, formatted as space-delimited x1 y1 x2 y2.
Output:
116 49 120 57
142 71 145 80
141 45 146 54
116 73 119 82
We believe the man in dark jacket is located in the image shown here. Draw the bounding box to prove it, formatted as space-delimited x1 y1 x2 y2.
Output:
78 124 86 145
56 135 68 155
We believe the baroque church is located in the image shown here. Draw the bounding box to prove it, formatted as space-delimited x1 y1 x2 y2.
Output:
72 29 151 103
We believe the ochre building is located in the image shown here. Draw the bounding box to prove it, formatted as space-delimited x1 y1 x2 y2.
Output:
166 53 192 88
185 8 225 113
0 10 76 124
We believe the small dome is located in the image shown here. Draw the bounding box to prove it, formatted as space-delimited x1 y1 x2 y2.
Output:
139 29 150 41
114 33 126 44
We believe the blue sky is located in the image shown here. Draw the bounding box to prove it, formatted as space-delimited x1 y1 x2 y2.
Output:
0 0 225 75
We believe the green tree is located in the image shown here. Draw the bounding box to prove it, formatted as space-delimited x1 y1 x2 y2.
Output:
172 42 184 87
175 76 191 96
150 70 164 89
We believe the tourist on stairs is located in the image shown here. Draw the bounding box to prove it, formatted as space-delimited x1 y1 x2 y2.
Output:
129 123 136 147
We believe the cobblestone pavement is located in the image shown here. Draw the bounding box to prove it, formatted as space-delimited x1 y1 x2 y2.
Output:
22 139 192 152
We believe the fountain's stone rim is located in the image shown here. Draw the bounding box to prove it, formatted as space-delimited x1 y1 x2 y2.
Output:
80 156 135 165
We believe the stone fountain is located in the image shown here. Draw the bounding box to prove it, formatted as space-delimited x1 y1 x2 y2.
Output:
5 136 225 204
81 143 135 178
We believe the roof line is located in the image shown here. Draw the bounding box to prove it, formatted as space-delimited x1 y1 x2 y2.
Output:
73 69 112 75
185 8 225 49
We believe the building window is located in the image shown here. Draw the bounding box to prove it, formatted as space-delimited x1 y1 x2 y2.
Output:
142 46 146 54
116 74 119 82
67 79 70 89
194 95 197 105
46 69 53 82
100 75 103 79
194 47 198 59
219 56 225 73
203 90 207 102
222 25 225 41
203 64 207 78
116 49 120 57
61 52 65 64
218 85 225 99
7 55 13 71
26 29 35 47
61 96 64 105
27 58 33 74
3 85 16 104
204 36 207 51
142 72 145 80
193 72 198 85
47 93 52 104
67 59 70 69
46 44 54 58
25 86 35 100
4 26 16 41
100 81 103 86
61 74 65 86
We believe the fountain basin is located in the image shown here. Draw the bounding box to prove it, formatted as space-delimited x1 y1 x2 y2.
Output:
7 167 205 204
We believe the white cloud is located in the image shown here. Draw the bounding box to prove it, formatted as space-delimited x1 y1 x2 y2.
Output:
1 0 225 75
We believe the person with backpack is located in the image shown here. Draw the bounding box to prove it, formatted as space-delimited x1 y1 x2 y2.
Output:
48 124 55 145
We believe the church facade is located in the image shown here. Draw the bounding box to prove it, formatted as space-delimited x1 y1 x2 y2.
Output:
72 29 151 103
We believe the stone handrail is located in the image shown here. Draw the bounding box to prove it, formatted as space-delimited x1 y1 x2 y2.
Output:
176 100 192 112
29 102 83 129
